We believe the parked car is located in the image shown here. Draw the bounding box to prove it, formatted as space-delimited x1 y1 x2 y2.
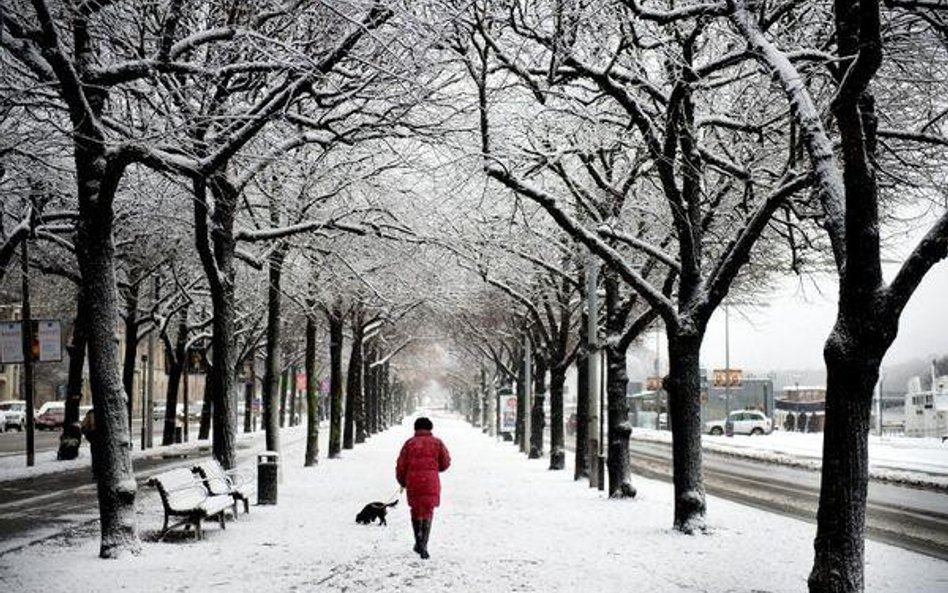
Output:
705 410 773 436
34 401 66 430
0 400 27 432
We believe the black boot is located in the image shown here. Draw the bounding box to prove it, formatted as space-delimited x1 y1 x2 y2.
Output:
411 519 423 555
419 519 431 559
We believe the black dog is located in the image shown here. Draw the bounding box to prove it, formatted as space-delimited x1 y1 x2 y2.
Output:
355 500 398 526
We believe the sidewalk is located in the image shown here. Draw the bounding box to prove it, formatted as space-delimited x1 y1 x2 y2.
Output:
1 412 946 592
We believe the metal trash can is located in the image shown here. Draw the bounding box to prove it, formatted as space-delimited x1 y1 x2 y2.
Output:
257 451 279 505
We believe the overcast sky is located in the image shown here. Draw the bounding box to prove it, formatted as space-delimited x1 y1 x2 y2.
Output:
700 260 948 374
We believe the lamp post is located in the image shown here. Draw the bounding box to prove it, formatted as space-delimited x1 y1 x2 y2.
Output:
522 333 532 455
724 303 731 417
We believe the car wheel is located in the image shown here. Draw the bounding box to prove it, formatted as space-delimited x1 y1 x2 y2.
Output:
751 427 763 436
710 426 723 436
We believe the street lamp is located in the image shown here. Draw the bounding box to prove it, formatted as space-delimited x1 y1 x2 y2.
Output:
724 303 731 417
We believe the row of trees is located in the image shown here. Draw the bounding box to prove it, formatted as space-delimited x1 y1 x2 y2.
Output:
3 2 948 592
432 2 948 592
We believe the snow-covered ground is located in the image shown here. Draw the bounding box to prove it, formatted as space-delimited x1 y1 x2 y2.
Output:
1 413 946 593
631 428 948 489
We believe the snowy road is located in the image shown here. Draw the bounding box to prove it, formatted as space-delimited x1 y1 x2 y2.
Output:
624 440 948 560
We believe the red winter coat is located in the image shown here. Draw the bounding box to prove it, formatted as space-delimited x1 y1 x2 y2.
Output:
396 430 451 512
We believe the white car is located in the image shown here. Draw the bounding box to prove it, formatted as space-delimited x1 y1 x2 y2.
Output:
705 410 772 436
0 400 27 432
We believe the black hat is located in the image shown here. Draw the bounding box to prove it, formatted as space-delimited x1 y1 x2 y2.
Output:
414 417 433 431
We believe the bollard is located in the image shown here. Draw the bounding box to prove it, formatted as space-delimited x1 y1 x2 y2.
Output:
257 451 279 505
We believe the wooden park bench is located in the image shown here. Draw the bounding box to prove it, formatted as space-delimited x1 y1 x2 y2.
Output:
192 458 255 515
148 467 234 541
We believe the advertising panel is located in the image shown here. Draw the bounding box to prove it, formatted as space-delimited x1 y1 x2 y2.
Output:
499 394 517 433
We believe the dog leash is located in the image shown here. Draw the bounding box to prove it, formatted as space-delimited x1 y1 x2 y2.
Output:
386 486 404 505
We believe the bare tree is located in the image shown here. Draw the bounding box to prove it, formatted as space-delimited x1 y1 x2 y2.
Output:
729 1 948 590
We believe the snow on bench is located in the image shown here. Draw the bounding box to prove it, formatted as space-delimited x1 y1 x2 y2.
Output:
192 458 255 515
148 467 234 541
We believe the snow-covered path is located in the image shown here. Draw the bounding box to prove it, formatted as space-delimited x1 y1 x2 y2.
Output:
1 412 946 592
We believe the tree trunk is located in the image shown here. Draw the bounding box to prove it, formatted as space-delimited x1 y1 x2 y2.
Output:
120 272 141 436
549 364 566 470
346 311 366 446
605 271 635 498
382 361 392 429
263 237 287 451
665 329 706 533
304 313 319 466
279 368 289 428
209 278 237 470
57 301 87 461
76 160 141 557
198 176 239 469
288 365 298 427
161 311 187 446
328 305 345 458
198 387 212 441
808 317 892 593
575 297 589 481
529 354 547 459
243 369 254 434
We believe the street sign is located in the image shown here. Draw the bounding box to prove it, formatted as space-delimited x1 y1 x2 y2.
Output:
645 376 663 391
713 369 743 387
186 347 209 374
0 320 62 364
0 322 21 363
36 321 62 362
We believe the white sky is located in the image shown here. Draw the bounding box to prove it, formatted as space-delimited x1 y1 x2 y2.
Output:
700 259 948 373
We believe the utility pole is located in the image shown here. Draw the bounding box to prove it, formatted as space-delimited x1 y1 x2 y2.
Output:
585 255 600 489
522 333 532 455
876 370 885 437
21 239 35 467
598 347 605 491
724 303 731 417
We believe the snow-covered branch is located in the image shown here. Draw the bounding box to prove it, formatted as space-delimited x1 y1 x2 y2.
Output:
728 0 847 271
485 164 678 327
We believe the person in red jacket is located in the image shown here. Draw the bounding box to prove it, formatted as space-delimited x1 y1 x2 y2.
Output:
396 416 451 559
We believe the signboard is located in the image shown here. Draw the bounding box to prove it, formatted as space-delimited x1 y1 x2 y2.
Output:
645 376 663 391
712 368 743 387
186 347 209 374
0 322 22 363
37 321 62 362
0 320 62 363
499 394 517 433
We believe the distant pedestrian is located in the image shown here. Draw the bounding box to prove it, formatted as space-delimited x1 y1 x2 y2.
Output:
395 416 451 559
80 408 97 443
80 409 102 478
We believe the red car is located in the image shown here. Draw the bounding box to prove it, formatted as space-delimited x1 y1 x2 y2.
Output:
35 402 66 430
